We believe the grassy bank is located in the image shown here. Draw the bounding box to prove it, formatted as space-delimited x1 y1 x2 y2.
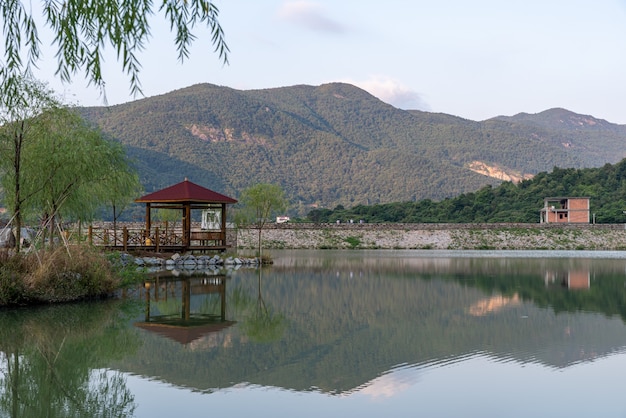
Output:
0 245 140 307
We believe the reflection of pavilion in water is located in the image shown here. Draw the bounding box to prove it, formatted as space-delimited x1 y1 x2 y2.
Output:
544 269 590 290
135 273 235 345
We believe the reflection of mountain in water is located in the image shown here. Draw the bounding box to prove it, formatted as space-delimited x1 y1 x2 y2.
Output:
111 251 626 396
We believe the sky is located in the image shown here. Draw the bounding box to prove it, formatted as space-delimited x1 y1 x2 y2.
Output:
31 0 626 124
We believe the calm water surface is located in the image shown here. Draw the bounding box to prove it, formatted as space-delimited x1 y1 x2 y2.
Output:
3 250 626 417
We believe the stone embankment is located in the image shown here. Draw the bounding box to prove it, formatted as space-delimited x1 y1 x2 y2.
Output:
236 223 626 251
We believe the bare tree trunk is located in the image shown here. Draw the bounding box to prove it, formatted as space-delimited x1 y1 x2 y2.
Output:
112 204 118 244
12 129 22 252
257 227 262 260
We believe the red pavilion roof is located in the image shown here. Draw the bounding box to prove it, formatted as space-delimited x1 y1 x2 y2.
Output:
136 178 237 204
134 321 236 345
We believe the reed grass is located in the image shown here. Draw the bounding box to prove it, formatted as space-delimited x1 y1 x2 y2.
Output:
0 245 123 306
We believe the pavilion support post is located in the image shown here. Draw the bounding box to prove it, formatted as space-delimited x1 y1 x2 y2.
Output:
221 203 227 246
182 204 191 249
145 203 151 233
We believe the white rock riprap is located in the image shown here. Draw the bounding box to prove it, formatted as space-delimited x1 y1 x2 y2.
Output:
236 223 626 251
127 252 260 271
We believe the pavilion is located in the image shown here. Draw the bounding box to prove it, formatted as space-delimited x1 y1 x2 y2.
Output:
134 178 238 252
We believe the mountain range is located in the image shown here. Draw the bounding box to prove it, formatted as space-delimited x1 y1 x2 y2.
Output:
79 83 626 214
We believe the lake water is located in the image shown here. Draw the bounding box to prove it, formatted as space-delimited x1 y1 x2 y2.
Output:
2 249 626 417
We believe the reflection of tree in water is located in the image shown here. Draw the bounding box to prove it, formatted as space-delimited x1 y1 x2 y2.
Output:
150 281 181 316
199 292 223 316
233 268 287 343
0 301 140 417
155 298 182 316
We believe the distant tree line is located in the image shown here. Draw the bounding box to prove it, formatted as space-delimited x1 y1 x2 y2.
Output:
307 159 626 224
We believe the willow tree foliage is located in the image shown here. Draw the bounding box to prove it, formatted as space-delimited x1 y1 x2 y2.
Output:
0 0 228 104
237 183 288 258
31 107 142 233
0 77 141 248
93 162 143 237
0 77 61 247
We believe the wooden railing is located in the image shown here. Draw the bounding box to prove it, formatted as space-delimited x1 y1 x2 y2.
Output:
87 225 226 252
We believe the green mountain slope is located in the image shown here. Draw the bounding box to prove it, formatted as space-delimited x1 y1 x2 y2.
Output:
80 83 626 211
311 159 626 224
492 108 626 166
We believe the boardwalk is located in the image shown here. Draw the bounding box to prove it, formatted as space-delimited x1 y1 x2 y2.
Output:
87 222 237 253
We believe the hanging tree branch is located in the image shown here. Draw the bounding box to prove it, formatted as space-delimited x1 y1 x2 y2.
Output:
1 0 229 104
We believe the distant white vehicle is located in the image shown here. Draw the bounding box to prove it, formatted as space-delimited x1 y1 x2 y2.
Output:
276 216 290 224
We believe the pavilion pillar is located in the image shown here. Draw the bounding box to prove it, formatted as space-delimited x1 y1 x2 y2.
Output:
221 203 227 246
145 203 151 231
183 203 191 248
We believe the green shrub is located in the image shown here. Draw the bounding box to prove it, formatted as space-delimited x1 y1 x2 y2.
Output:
344 236 361 249
0 277 26 305
0 245 123 306
25 246 120 303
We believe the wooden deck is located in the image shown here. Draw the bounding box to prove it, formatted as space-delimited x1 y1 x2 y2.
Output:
87 225 234 253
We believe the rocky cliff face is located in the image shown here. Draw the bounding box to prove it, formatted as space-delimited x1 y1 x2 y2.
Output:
468 161 533 183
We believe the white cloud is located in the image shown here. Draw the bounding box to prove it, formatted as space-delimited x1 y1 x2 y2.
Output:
277 1 346 33
352 366 422 399
350 76 431 111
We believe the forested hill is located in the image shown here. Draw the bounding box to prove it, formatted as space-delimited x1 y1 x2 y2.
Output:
80 83 626 213
309 159 626 224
